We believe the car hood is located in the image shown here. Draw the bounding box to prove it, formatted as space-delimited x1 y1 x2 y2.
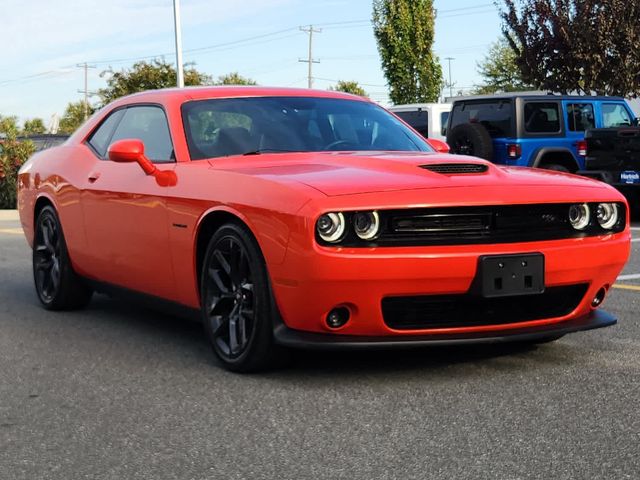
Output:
211 151 605 197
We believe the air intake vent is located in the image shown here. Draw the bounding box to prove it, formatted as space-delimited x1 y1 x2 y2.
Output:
421 163 488 174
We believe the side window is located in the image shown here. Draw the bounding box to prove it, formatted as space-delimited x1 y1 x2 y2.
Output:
566 103 595 131
394 111 428 137
524 102 560 133
440 111 450 136
602 103 633 128
109 106 174 163
87 110 125 157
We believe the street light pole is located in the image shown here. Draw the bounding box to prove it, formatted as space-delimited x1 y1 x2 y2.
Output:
173 0 185 88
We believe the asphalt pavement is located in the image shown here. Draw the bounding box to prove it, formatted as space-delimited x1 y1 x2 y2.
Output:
1 210 639 479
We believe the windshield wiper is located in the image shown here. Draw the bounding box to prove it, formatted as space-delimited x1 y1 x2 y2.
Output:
242 148 302 156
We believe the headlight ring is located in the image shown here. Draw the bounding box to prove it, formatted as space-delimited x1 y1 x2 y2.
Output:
316 212 346 243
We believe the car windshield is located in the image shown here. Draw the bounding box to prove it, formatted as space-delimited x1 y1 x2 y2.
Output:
182 96 432 160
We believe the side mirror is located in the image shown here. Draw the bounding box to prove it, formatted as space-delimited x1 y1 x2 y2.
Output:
426 138 451 154
108 139 157 175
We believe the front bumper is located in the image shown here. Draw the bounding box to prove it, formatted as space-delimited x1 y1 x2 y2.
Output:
269 233 630 337
274 309 616 349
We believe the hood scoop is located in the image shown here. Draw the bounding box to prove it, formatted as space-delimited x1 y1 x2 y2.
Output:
420 163 489 175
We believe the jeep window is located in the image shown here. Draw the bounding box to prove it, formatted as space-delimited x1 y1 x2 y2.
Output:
449 100 513 138
602 103 633 127
394 110 428 137
567 103 595 131
440 111 450 136
524 102 560 133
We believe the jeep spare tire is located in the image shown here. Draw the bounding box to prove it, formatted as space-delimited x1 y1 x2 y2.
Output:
447 123 493 160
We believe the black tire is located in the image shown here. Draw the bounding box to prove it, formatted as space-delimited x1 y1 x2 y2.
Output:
200 223 288 372
33 206 93 310
446 123 494 160
540 163 570 173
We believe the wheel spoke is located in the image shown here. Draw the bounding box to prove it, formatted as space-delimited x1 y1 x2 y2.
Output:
208 267 230 294
214 249 232 275
210 315 228 337
228 313 239 354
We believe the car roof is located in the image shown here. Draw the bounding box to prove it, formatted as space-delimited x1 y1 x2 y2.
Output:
451 93 627 103
114 86 372 104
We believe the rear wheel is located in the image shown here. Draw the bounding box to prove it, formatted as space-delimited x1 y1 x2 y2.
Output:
33 206 92 310
200 223 287 372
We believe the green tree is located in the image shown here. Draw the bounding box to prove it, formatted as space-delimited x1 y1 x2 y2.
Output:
329 80 368 97
23 118 46 135
474 38 533 94
59 101 96 134
215 72 257 85
0 122 34 209
98 59 213 105
501 0 640 96
0 115 20 136
372 0 443 104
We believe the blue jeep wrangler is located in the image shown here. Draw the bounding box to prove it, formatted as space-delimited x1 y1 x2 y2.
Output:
445 94 637 172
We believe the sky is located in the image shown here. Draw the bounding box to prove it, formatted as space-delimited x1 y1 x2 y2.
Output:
0 0 502 125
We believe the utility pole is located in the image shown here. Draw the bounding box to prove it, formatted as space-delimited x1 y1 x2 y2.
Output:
77 62 96 121
445 57 455 99
173 0 184 88
299 25 321 89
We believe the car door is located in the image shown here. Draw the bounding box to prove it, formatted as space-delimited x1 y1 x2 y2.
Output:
563 100 595 157
81 104 177 300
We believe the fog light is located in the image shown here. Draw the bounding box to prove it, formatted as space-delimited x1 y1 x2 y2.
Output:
568 203 590 230
591 287 607 308
326 307 350 329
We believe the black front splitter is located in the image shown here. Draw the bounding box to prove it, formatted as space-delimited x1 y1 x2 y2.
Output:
273 309 616 350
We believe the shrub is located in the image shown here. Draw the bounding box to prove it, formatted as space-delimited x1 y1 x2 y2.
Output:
0 132 35 209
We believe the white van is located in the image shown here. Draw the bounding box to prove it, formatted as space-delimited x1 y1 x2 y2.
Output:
389 103 452 142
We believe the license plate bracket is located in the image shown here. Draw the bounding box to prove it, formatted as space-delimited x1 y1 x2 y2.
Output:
478 253 545 298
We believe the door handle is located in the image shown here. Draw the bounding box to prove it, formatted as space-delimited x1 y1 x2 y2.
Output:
88 172 101 183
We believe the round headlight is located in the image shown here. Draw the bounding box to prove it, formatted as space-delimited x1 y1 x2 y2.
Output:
596 203 619 229
316 212 346 243
568 203 590 230
353 211 381 240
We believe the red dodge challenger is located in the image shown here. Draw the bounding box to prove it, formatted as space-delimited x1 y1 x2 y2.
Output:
17 87 631 371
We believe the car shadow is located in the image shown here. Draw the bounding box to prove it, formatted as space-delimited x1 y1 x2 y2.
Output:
75 293 582 381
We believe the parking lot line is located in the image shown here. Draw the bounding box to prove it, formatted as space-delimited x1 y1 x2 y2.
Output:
617 273 640 281
0 228 22 235
613 283 640 292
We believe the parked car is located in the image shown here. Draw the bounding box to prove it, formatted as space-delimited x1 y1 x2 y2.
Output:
389 103 451 141
580 127 640 213
446 93 637 172
17 87 631 372
17 134 69 152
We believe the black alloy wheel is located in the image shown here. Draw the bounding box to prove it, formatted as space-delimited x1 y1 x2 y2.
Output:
201 223 286 372
33 206 92 310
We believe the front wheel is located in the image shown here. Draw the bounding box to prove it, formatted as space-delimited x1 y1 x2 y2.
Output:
33 206 93 310
200 223 287 372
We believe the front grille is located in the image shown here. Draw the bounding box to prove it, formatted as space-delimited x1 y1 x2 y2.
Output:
382 284 589 330
421 163 488 174
323 203 626 247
